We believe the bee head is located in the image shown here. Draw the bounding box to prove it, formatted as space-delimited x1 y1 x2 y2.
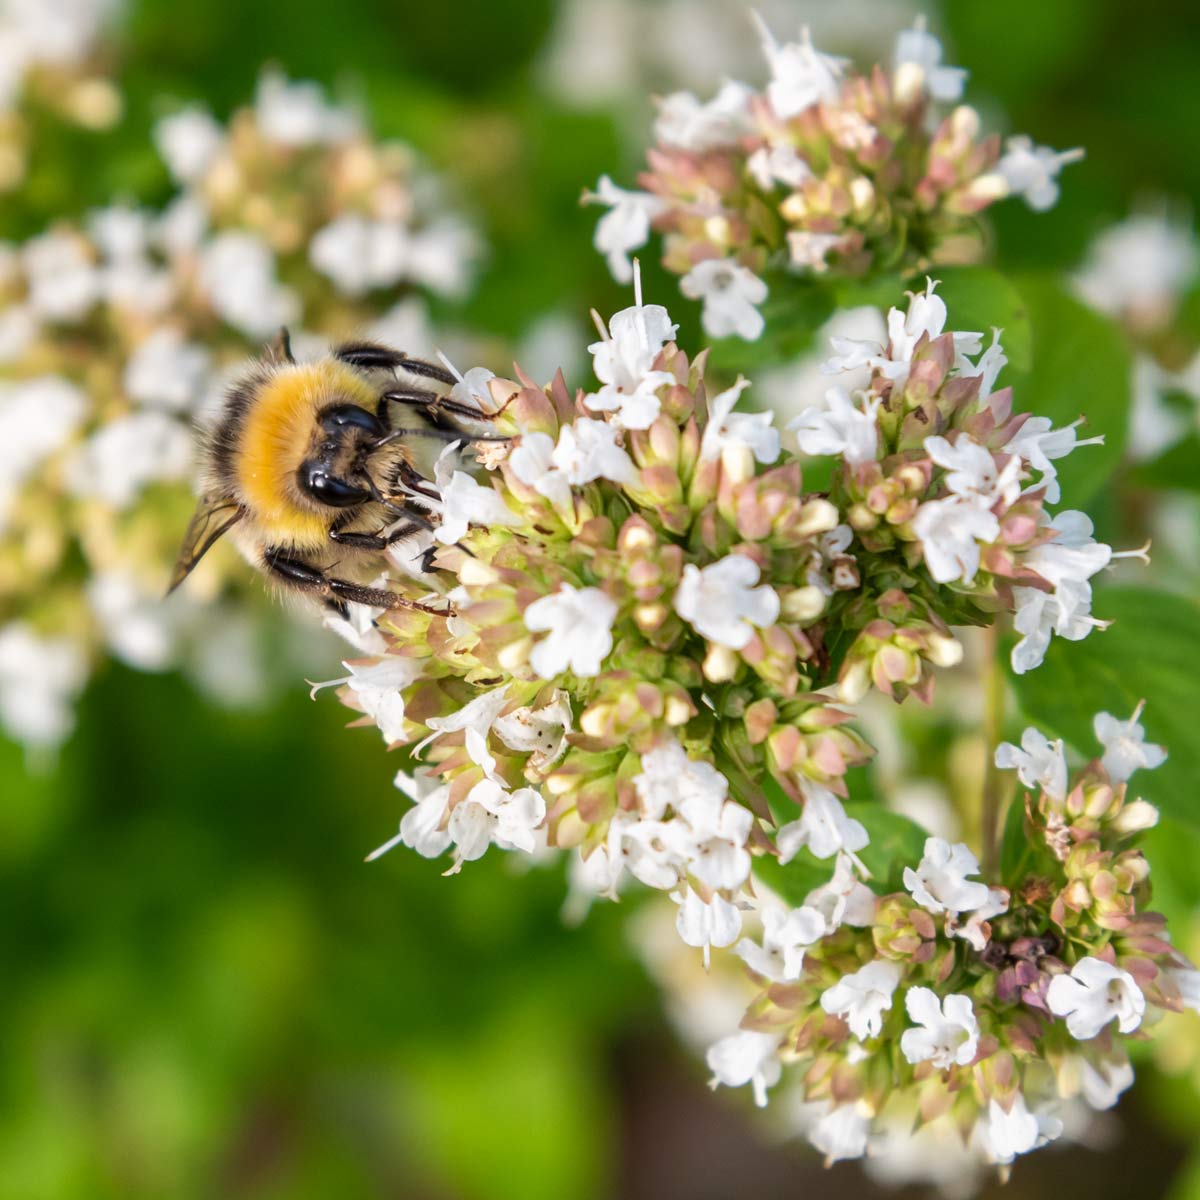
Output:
297 403 385 508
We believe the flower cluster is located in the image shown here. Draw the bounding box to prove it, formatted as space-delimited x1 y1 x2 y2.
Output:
705 706 1186 1175
586 17 1081 340
0 70 478 748
792 276 1133 678
1072 207 1200 465
0 0 124 193
331 271 1127 981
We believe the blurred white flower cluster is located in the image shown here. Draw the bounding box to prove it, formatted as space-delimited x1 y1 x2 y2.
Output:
0 0 125 191
0 69 480 751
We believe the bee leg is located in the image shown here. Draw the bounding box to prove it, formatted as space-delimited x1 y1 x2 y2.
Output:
328 521 425 552
333 341 457 385
379 388 511 426
262 548 449 615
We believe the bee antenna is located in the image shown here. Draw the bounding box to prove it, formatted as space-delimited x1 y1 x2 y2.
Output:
271 327 295 364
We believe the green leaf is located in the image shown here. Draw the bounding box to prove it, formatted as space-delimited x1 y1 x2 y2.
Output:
1011 276 1131 506
935 267 1033 374
1130 435 1200 494
1008 586 1200 825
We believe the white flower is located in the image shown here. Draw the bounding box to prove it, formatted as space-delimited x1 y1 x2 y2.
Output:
608 811 688 890
786 230 844 272
746 141 812 191
680 796 753 891
315 654 424 744
66 410 193 508
788 386 880 464
21 229 98 320
155 195 208 258
432 445 521 545
584 297 678 429
405 219 477 299
808 1102 872 1165
735 903 825 982
699 377 780 471
706 1029 782 1107
0 303 36 362
524 583 617 678
633 738 728 820
1004 416 1103 505
0 622 87 748
892 19 967 102
1074 212 1199 326
904 837 991 915
805 852 877 931
1077 1054 1135 1110
88 205 151 261
975 1095 1044 1165
509 432 572 508
1093 702 1167 783
584 176 665 285
823 278 979 392
309 214 405 296
673 553 779 649
424 685 511 742
900 987 979 1069
946 886 1009 953
821 960 902 1040
493 690 572 768
1011 511 1113 673
994 726 1069 800
679 258 768 342
753 15 848 119
912 496 999 584
101 252 175 317
123 328 212 413
198 231 299 338
675 886 742 967
153 105 224 184
365 770 453 861
961 329 1008 403
1046 957 1145 1039
87 570 178 671
777 784 869 862
654 79 754 152
254 69 359 146
448 779 547 867
997 135 1085 212
925 434 1021 509
0 375 86 531
552 418 638 489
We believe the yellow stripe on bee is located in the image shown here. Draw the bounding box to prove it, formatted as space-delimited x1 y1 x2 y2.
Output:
235 360 379 549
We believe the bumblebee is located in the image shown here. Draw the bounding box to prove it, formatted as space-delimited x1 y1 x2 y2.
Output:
169 333 502 617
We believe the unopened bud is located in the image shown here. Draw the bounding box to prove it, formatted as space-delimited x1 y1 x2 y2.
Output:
497 635 532 672
703 643 739 683
893 61 926 105
838 659 872 704
1112 799 1159 835
781 585 827 623
925 633 963 668
459 557 501 586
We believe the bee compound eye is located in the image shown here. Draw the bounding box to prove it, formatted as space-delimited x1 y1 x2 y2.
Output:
298 461 370 508
319 404 383 436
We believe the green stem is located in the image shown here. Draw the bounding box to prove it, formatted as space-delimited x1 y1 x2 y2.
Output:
980 622 1006 878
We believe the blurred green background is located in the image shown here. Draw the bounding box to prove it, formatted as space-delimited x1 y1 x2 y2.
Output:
4 1 1200 1196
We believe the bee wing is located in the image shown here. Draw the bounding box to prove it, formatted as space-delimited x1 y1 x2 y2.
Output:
168 496 245 594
